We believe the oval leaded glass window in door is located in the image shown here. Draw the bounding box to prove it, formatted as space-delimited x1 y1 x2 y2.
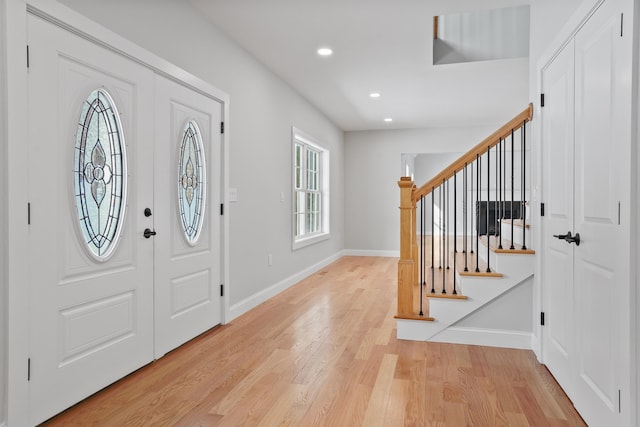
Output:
74 88 127 261
178 120 206 245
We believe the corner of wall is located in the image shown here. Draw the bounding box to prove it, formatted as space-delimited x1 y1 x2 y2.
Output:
0 0 7 422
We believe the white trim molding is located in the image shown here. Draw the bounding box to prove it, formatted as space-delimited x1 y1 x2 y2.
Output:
397 320 533 350
429 327 533 350
343 249 399 258
291 126 330 250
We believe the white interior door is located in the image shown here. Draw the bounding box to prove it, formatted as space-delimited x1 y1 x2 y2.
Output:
572 0 630 423
541 38 575 398
27 14 155 425
153 75 222 358
541 0 631 424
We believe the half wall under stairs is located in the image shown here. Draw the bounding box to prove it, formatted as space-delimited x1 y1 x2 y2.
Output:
397 234 534 347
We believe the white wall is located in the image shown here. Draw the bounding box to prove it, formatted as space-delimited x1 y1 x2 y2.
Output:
0 0 6 422
413 152 461 186
435 5 530 65
344 126 494 253
414 152 459 236
56 0 345 309
455 277 533 331
529 0 584 100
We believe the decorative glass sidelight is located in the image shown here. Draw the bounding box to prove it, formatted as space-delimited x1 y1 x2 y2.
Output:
74 88 127 260
178 120 206 244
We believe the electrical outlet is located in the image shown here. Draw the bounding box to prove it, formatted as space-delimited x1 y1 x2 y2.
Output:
268 254 273 266
229 188 238 202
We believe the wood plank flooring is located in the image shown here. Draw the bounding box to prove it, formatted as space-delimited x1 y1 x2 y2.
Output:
43 256 585 426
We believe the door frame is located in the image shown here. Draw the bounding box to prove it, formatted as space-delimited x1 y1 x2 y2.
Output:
533 0 637 424
5 1 230 424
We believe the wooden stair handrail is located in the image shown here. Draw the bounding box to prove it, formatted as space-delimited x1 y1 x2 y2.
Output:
413 103 533 201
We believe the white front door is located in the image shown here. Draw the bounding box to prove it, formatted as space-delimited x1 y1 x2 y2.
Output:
153 75 222 358
27 13 225 424
27 14 155 425
541 0 631 424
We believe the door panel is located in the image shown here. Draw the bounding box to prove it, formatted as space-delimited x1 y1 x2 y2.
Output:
154 75 222 358
27 14 154 425
541 38 575 396
573 0 628 422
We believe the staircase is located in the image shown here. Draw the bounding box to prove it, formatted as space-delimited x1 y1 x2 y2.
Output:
395 104 534 344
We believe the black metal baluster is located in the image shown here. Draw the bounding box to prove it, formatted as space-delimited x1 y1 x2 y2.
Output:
486 146 491 272
464 163 468 255
453 171 458 294
464 163 469 272
476 153 480 273
446 179 450 270
498 138 503 249
521 121 527 250
470 161 474 254
439 184 443 269
431 188 435 294
510 129 515 250
419 196 424 316
495 140 499 245
442 180 446 294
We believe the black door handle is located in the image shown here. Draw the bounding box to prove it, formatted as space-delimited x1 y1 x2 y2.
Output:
143 228 157 239
553 231 572 240
565 233 580 246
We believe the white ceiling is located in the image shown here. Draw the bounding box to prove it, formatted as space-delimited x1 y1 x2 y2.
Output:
188 0 531 132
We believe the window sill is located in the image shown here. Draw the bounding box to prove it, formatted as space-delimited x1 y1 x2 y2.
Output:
293 232 330 250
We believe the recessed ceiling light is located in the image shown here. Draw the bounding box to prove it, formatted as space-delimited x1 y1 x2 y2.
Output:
369 92 381 98
317 47 333 56
384 118 393 122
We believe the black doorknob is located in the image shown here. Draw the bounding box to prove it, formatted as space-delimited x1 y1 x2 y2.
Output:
143 228 157 238
565 233 580 246
144 208 152 217
553 231 571 240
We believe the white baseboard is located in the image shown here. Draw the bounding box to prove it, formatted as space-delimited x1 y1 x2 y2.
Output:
343 249 399 257
228 250 345 321
429 326 533 350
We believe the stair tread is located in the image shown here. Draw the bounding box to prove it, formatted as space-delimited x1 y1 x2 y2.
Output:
480 235 535 254
501 218 530 229
455 251 503 277
421 266 468 300
394 312 435 321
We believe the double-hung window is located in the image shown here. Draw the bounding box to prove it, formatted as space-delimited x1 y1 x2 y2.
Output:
292 127 329 249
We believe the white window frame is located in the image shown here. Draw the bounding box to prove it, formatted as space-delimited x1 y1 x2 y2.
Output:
292 127 330 250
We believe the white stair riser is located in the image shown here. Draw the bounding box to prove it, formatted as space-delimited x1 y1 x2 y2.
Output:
500 222 531 246
476 250 534 275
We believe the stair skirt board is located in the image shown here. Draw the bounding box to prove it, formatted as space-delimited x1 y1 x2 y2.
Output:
397 322 532 350
430 327 532 350
397 273 534 347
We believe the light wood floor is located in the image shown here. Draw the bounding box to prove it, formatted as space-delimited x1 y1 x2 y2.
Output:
44 256 585 426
